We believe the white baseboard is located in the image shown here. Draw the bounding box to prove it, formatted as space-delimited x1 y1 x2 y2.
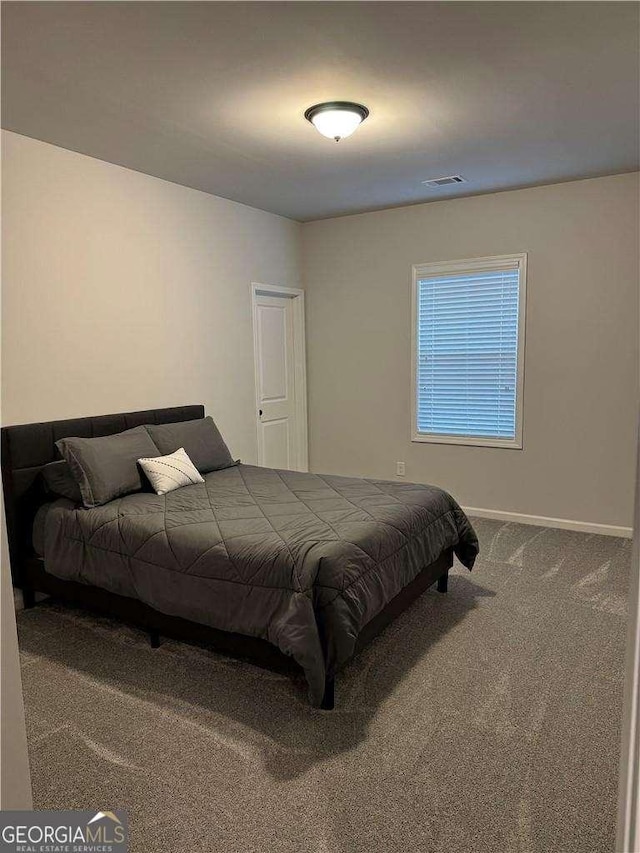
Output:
462 506 633 539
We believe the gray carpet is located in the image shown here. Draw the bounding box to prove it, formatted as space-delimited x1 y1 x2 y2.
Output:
17 519 631 853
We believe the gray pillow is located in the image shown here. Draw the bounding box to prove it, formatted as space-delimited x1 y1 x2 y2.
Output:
55 426 161 508
145 416 236 474
42 460 82 503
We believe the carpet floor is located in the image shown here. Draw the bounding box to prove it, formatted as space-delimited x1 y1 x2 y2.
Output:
17 519 631 853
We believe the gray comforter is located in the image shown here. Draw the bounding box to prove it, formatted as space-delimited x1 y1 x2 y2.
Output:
40 464 478 705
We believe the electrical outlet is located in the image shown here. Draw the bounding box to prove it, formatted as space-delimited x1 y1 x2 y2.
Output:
396 461 405 477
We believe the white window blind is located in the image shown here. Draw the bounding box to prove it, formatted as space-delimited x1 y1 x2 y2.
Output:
413 256 525 447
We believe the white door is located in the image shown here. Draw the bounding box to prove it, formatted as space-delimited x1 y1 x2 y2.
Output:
252 286 308 471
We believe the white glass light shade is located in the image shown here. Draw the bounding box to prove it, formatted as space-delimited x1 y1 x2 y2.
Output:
304 102 369 142
310 109 363 140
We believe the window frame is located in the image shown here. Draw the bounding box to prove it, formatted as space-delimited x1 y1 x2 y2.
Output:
410 252 527 450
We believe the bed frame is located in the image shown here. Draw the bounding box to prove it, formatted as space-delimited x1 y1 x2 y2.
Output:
1 405 452 710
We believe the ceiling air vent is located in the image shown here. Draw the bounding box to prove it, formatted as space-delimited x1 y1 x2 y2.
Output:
421 175 466 188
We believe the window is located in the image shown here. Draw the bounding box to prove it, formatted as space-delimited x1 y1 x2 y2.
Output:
411 254 526 448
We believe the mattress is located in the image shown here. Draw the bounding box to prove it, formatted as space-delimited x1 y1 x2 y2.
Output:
38 463 479 705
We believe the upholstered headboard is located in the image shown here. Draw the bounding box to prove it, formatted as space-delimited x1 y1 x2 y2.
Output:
1 405 205 587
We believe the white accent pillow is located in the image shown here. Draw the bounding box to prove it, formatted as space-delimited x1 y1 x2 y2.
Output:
138 447 204 495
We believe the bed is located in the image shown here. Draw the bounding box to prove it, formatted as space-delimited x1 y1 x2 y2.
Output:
2 405 479 709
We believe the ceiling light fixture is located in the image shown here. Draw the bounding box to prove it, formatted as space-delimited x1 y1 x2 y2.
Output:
304 101 369 142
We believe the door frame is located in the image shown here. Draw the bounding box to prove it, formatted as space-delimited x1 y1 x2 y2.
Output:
251 282 308 472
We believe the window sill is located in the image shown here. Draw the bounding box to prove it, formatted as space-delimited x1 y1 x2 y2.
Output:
411 432 523 450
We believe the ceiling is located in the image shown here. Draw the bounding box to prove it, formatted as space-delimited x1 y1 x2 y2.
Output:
2 2 638 221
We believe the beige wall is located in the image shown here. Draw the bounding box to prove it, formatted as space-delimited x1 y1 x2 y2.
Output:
1 131 301 463
2 133 638 529
302 173 639 530
0 488 32 808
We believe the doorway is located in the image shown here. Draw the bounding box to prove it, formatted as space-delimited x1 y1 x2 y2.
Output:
251 283 308 471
